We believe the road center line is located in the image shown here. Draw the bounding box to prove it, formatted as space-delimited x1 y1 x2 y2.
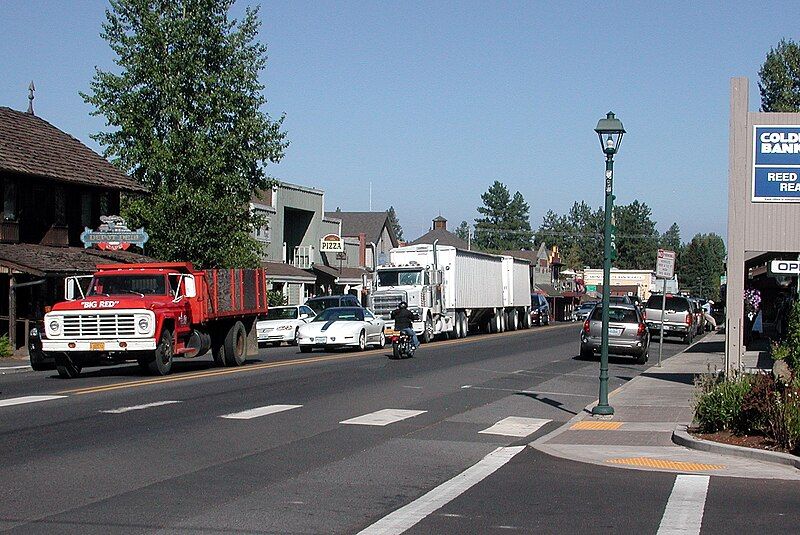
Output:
220 404 302 420
100 400 182 414
341 409 426 426
357 446 525 535
0 395 67 408
656 474 710 535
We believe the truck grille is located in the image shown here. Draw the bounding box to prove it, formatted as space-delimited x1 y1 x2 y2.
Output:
62 314 137 338
372 293 406 317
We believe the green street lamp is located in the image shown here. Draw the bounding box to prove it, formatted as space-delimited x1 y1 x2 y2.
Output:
592 111 625 417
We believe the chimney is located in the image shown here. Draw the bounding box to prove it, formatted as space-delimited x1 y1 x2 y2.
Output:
358 232 366 267
432 215 447 230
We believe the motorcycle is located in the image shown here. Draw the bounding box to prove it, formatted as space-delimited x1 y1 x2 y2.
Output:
389 329 415 359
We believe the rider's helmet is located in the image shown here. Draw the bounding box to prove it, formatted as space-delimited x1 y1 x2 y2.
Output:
399 301 408 309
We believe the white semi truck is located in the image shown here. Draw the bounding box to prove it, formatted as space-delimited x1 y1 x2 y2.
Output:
369 243 532 342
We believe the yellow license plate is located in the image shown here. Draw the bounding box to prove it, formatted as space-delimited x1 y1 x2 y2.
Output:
90 342 105 351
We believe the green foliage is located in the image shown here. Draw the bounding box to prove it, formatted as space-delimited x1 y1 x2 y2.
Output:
766 380 800 453
613 200 659 270
678 233 726 300
473 182 533 251
772 300 800 371
659 222 682 255
694 372 751 433
759 39 800 112
387 206 403 242
0 335 11 358
268 291 288 307
83 0 288 268
455 221 471 242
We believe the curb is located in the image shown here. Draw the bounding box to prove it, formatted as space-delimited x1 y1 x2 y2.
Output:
672 425 800 470
0 365 33 375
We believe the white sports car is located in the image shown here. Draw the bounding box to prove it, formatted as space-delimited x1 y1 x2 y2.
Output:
257 305 316 346
297 307 386 353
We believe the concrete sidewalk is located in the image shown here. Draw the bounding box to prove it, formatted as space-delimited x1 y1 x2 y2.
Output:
532 332 800 480
0 357 32 374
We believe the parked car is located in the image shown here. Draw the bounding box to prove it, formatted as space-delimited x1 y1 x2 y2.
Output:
257 305 316 346
297 307 385 352
530 294 550 326
690 298 706 334
644 294 697 344
574 302 597 322
305 294 362 314
580 304 649 364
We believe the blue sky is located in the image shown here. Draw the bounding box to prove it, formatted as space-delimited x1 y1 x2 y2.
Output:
0 1 792 244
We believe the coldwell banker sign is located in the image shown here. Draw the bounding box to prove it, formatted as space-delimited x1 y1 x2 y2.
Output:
753 126 800 202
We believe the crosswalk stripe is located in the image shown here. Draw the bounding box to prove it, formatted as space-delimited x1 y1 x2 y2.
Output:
0 395 67 408
479 417 552 437
656 475 710 535
340 409 427 426
358 446 525 535
100 401 182 414
221 404 302 420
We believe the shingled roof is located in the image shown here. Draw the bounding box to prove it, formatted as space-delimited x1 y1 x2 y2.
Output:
0 243 152 276
409 228 469 249
324 211 397 246
0 106 147 192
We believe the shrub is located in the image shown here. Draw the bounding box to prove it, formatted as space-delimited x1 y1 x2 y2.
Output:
0 335 11 358
773 300 800 371
694 372 752 433
738 372 776 435
765 377 800 453
268 291 288 307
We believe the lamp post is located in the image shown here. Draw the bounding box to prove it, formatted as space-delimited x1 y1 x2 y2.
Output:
592 111 625 417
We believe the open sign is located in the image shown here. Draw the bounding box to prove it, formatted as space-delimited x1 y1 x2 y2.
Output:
770 260 800 275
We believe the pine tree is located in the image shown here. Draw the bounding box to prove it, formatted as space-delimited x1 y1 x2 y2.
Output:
678 234 726 300
473 181 533 251
614 200 659 270
759 39 800 112
455 221 471 242
387 206 404 242
82 0 288 267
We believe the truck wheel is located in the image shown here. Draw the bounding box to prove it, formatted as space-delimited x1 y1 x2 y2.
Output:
224 321 247 367
148 329 174 376
56 355 81 379
421 317 433 343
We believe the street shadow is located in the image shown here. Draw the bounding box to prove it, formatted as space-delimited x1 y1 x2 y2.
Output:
514 391 579 416
640 371 696 385
685 340 724 354
48 357 268 380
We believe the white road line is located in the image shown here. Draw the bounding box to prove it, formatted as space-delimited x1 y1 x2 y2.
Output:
100 400 182 414
358 446 525 535
656 475 710 535
340 409 426 426
220 404 302 420
479 417 551 437
0 395 66 408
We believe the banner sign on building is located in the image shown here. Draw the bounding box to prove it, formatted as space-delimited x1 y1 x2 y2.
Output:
80 215 148 251
753 126 800 202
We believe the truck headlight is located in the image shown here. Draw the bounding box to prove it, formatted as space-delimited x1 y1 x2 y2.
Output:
135 314 153 334
138 318 149 331
49 320 60 334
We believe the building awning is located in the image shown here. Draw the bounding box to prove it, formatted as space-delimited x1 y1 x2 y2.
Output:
312 264 367 284
263 261 316 283
534 283 558 297
0 243 152 277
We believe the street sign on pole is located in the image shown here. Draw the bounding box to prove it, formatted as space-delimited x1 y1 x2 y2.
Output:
655 249 676 279
655 249 675 367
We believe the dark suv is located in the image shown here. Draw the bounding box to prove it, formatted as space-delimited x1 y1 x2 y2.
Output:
305 294 362 314
530 293 550 326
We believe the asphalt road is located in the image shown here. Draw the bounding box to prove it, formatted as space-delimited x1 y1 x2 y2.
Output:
0 325 791 534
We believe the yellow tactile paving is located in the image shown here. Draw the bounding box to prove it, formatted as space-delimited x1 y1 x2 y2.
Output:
606 457 725 471
570 420 623 430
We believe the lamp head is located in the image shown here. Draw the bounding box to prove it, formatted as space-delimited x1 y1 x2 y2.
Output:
595 111 625 156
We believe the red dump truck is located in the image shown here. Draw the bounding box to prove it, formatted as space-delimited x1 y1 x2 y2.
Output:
41 262 268 378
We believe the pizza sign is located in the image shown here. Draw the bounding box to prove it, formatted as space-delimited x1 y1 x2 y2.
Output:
80 215 149 251
320 233 344 252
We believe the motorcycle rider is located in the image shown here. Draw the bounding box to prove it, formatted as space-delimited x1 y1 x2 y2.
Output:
391 301 420 350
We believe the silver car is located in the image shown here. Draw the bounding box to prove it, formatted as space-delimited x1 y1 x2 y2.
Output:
644 294 697 344
580 304 650 364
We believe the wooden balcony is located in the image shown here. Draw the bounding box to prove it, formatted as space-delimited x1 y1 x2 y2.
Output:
40 225 68 247
0 221 19 243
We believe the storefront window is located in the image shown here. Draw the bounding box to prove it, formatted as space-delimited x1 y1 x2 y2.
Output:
3 180 17 221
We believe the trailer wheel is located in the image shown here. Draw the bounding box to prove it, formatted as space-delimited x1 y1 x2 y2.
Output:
223 321 247 367
148 329 174 376
460 312 469 338
454 312 464 339
56 354 81 379
510 310 520 331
